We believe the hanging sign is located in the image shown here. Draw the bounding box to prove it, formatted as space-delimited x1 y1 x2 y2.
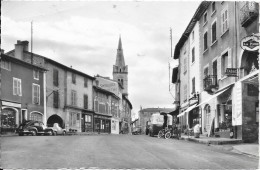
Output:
240 35 259 51
225 68 238 77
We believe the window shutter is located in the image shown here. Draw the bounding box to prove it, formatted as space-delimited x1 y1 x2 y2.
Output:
228 48 232 68
13 79 17 95
217 56 221 80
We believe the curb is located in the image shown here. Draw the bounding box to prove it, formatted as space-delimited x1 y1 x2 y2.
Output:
231 148 259 158
180 136 243 145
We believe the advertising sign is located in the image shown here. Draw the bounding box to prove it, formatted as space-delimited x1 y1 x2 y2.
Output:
225 68 238 77
241 35 259 51
96 77 119 97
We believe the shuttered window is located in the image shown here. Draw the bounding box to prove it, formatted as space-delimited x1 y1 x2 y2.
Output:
84 78 88 87
204 32 208 51
71 90 77 106
211 21 217 43
53 91 59 108
32 84 40 105
192 47 195 63
221 8 229 34
53 69 59 86
192 77 195 94
72 73 76 84
13 78 22 96
84 95 88 109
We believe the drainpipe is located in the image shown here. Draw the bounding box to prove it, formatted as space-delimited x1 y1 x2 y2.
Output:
43 71 47 125
234 1 238 139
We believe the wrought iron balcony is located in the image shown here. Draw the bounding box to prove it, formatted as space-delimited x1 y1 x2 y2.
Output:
240 2 259 27
203 75 218 92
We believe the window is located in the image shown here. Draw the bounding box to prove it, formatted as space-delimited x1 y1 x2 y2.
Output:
85 115 92 122
53 69 59 86
184 85 187 102
121 79 124 86
212 2 216 14
192 31 194 41
192 47 195 63
84 78 88 87
203 12 208 24
32 84 40 105
13 78 22 96
211 21 217 43
204 67 209 78
72 73 76 84
221 8 229 34
84 95 88 109
71 90 77 106
192 77 195 94
213 60 217 76
1 60 11 71
30 112 43 121
203 32 208 51
184 58 187 74
221 51 229 77
53 91 59 108
33 69 39 80
69 112 77 126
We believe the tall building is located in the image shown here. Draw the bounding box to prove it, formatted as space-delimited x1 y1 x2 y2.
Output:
113 36 128 97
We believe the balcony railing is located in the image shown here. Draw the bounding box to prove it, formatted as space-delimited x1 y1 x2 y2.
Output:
240 2 259 27
203 75 218 92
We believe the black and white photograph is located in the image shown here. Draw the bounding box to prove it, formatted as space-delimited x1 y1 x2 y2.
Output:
0 0 259 169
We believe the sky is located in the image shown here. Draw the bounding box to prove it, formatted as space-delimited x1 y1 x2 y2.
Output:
1 0 201 117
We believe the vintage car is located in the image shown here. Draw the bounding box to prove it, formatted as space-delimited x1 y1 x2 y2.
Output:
52 123 66 135
17 120 57 136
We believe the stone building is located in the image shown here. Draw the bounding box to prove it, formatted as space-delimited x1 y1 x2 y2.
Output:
172 1 259 142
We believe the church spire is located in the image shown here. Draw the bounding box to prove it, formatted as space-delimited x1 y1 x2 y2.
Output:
115 35 125 66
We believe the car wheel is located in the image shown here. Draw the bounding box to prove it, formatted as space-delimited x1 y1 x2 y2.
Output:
31 130 37 136
53 131 57 136
63 131 66 136
18 133 24 136
165 132 171 139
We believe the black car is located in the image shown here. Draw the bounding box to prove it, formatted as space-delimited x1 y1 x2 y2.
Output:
17 120 57 136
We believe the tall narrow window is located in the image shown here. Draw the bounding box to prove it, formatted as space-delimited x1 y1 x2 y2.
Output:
32 84 40 105
221 51 229 77
204 32 208 51
184 58 187 74
221 8 229 34
53 69 59 86
192 77 195 93
212 2 216 14
84 95 88 109
204 67 209 78
84 78 88 87
53 91 59 108
71 90 77 106
192 47 195 63
184 85 187 102
13 78 22 96
192 31 194 41
211 21 217 43
213 60 217 76
203 12 208 24
72 73 76 84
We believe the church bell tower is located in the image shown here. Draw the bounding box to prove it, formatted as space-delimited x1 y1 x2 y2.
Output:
113 36 128 97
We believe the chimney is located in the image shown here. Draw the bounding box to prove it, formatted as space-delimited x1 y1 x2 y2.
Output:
14 40 29 60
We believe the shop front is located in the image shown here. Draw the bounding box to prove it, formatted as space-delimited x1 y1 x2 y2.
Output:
94 115 111 133
81 111 94 132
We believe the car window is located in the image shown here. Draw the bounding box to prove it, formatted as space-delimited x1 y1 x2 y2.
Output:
34 122 40 126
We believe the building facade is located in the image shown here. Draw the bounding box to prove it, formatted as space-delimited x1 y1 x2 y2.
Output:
1 53 46 133
172 1 259 142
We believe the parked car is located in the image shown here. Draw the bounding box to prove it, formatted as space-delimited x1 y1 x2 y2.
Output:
52 123 66 135
16 120 57 136
149 113 172 137
132 126 141 135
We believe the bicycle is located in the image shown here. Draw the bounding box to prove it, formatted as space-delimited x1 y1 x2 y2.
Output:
158 127 169 138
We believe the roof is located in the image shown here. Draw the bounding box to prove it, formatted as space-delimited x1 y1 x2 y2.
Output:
95 74 124 89
5 49 95 80
123 94 133 109
140 108 176 113
173 1 211 59
93 86 120 100
1 53 47 71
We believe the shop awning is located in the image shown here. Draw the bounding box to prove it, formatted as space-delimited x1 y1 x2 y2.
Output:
196 86 231 108
177 104 197 117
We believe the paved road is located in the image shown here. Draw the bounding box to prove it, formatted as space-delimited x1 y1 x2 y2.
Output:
0 134 258 169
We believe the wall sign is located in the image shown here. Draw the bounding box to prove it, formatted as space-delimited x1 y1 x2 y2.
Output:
225 68 238 77
241 35 259 51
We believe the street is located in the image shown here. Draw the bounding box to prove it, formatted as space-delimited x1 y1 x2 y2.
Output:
0 134 258 169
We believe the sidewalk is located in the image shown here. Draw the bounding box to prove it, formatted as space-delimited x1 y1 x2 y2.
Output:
180 134 259 158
